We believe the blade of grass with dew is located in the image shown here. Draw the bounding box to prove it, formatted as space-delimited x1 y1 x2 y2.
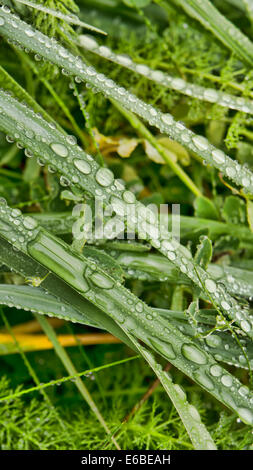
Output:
1 9 253 195
1 282 252 370
30 211 253 245
79 34 253 116
0 65 63 131
112 250 253 298
122 330 217 450
0 90 252 341
0 203 253 424
0 355 140 403
0 235 137 349
0 281 252 371
13 0 107 35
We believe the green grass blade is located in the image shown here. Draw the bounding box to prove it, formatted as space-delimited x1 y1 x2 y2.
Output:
0 203 252 425
14 0 107 35
35 314 120 449
125 332 217 450
80 34 253 116
170 0 253 66
0 89 252 341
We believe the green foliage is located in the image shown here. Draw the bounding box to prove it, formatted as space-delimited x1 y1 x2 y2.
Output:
0 0 253 451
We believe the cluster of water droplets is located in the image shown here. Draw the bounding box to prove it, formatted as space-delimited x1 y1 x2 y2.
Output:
0 197 39 251
1 7 253 194
1 85 253 340
79 34 253 115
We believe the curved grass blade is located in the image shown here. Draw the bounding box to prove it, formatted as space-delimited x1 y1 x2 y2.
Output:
13 0 107 35
124 332 217 450
0 235 136 349
0 282 252 371
35 314 120 449
0 284 97 326
0 202 253 425
114 250 253 298
0 8 253 195
79 34 253 115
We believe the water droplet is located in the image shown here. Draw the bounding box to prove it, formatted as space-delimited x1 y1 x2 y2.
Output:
73 159 91 175
136 302 143 313
50 143 68 157
0 18 5 26
193 370 214 390
188 405 201 421
205 279 216 293
205 335 221 348
90 272 114 289
110 196 126 216
123 191 135 204
212 149 225 164
181 343 207 364
149 337 176 359
241 320 251 333
221 375 233 387
204 89 218 102
96 168 114 187
237 408 253 425
193 136 208 151
161 114 173 126
23 216 38 230
66 135 77 146
238 386 249 397
210 364 222 377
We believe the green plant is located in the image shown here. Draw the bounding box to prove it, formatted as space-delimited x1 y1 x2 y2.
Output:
0 0 253 450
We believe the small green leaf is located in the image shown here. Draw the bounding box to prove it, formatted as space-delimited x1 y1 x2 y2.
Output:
194 196 219 220
223 196 246 225
194 235 212 269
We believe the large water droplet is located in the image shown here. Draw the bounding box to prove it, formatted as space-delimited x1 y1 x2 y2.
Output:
193 370 214 390
221 375 233 387
90 272 115 289
181 344 207 364
149 337 176 359
23 216 38 230
237 407 253 425
50 143 68 157
96 168 114 187
193 136 208 151
204 279 216 293
73 159 91 175
205 335 221 348
210 364 222 377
